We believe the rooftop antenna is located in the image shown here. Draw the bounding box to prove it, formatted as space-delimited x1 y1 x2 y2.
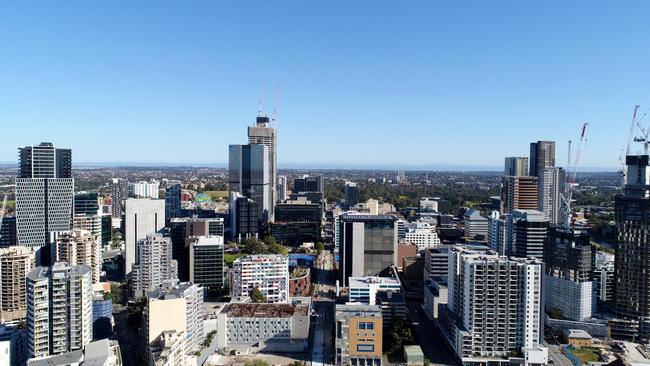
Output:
271 82 280 128
258 81 264 118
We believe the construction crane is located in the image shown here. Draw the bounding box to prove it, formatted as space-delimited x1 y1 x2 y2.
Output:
562 123 588 228
634 112 650 154
626 105 640 156
271 82 280 128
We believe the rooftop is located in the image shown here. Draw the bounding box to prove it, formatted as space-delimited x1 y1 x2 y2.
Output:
563 328 592 339
340 214 397 222
349 276 400 288
227 303 309 317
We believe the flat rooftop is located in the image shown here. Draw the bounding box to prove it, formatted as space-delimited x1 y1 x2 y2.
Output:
226 303 309 318
349 276 400 288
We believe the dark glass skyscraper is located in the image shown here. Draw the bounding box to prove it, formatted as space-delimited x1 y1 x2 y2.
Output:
229 144 271 224
529 140 556 177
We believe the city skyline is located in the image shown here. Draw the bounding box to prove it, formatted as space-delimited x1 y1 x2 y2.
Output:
2 1 650 168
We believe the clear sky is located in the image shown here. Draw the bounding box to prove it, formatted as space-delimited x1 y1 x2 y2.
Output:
1 1 649 169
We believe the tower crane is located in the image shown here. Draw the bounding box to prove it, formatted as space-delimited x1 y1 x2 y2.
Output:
562 123 588 228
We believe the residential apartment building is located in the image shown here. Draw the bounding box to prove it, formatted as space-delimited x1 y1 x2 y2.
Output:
0 246 35 324
131 234 178 298
538 167 566 226
232 255 289 303
335 304 383 366
529 141 556 177
54 229 102 283
403 222 440 251
500 176 538 214
504 156 529 177
129 180 160 199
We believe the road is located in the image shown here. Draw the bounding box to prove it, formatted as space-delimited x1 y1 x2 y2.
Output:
544 340 574 366
406 303 457 366
311 251 335 366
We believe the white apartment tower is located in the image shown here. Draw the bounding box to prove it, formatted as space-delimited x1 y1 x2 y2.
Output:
131 234 178 298
26 262 93 359
538 167 566 226
232 254 289 303
124 198 165 276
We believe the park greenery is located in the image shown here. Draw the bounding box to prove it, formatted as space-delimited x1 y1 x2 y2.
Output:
242 236 289 256
384 318 414 355
244 360 270 366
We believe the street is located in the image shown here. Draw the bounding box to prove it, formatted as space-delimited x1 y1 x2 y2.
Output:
311 251 336 366
406 303 457 366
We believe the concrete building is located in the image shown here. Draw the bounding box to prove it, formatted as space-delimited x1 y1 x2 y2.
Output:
27 339 122 366
148 330 185 366
110 178 128 222
404 222 440 251
337 214 398 287
26 263 93 359
277 176 288 202
501 176 538 214
463 209 488 239
248 115 277 207
169 216 224 281
614 154 650 340
73 214 103 249
335 304 383 366
544 227 594 321
504 156 529 177
0 246 34 324
348 276 401 305
423 246 453 282
423 279 448 321
593 261 615 304
129 180 160 199
289 267 311 297
538 167 566 225
510 209 548 260
232 255 289 303
487 211 510 255
131 234 178 298
216 301 310 353
229 144 272 223
438 247 546 365
124 199 165 276
16 143 74 254
146 282 204 355
189 235 225 292
54 229 102 283
529 141 556 177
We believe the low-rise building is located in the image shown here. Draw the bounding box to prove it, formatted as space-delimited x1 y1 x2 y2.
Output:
289 267 311 297
563 329 592 348
348 276 401 305
404 222 440 251
216 302 310 353
463 209 488 239
27 339 122 366
335 304 383 366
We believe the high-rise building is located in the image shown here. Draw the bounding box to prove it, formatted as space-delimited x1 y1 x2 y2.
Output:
544 227 594 321
229 192 259 242
277 176 288 202
538 167 566 225
593 261 615 304
146 281 204 355
500 176 538 213
131 234 178 298
345 182 360 207
129 180 160 199
334 304 383 366
487 211 510 255
504 156 529 176
72 214 103 249
337 214 398 287
124 199 165 276
229 144 272 223
165 181 182 221
189 236 225 292
529 141 556 177
614 155 650 340
110 178 128 221
510 209 548 260
438 247 547 365
54 229 102 283
0 247 35 324
15 143 74 255
169 217 225 281
463 209 488 239
293 175 324 194
404 222 440 251
248 115 277 206
26 262 93 359
232 254 289 303
73 191 99 216
0 216 17 248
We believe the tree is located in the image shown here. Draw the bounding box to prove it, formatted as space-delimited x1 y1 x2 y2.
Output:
384 318 414 355
243 238 268 255
315 242 325 255
244 360 270 366
251 287 267 303
268 242 289 255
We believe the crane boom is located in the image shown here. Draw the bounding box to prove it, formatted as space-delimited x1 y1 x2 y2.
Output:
627 105 640 156
563 123 588 228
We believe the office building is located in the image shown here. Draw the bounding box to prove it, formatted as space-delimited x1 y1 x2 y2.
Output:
216 302 310 353
529 141 556 177
423 279 448 322
248 114 277 206
0 246 35 324
345 182 360 207
16 143 74 252
232 255 289 303
423 246 451 282
100 214 111 247
438 248 546 365
148 330 185 366
110 178 128 221
54 229 102 283
403 222 440 251
0 216 17 248
500 176 538 213
131 234 178 298
337 214 398 287
124 198 165 276
510 209 548 260
544 227 594 321
277 175 288 202
270 221 321 246
26 263 93 359
348 276 401 305
614 155 650 340
538 167 566 225
463 209 488 239
593 261 615 304
169 217 224 281
129 180 160 199
74 192 100 216
229 144 272 223
146 282 204 355
504 156 529 177
293 175 324 193
189 236 225 292
229 192 259 242
335 304 383 366
165 181 182 221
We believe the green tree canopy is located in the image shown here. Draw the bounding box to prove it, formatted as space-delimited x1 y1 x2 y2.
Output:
251 287 267 303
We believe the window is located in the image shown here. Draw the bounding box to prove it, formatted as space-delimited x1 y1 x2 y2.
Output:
357 344 375 353
358 322 366 330
366 322 374 330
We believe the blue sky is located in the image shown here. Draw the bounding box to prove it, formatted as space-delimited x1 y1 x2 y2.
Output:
1 1 649 169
